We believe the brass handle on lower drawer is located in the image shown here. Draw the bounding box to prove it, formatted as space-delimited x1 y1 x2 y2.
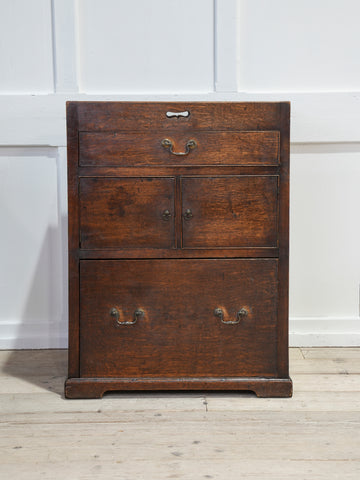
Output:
161 138 197 156
110 307 144 325
214 307 248 324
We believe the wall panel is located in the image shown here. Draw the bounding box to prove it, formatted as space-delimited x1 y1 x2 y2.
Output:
290 148 360 317
0 0 54 93
78 0 214 93
238 0 360 92
0 148 67 348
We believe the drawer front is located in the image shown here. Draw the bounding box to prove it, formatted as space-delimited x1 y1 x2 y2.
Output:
79 259 278 378
75 101 282 132
181 176 278 248
79 131 279 167
80 177 175 249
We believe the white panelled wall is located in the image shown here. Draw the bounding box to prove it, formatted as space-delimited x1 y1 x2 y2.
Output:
0 0 359 348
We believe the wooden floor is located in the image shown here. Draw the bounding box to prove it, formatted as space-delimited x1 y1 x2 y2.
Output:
0 348 359 479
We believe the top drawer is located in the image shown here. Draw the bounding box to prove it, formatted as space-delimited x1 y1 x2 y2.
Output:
78 130 279 167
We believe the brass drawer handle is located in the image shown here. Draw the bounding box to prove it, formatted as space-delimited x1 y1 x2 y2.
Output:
110 307 144 325
161 209 172 221
161 138 197 156
214 307 248 325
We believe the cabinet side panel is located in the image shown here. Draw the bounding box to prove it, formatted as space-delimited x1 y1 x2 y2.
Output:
67 102 80 378
277 102 290 377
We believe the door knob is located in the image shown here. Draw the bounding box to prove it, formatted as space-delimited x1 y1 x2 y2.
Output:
183 209 193 220
161 209 172 221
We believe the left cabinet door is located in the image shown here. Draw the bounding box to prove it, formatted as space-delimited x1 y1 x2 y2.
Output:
79 177 175 249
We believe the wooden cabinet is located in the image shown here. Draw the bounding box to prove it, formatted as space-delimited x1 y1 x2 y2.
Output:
65 102 292 398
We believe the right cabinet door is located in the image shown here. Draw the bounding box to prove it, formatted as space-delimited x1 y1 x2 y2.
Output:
181 175 278 248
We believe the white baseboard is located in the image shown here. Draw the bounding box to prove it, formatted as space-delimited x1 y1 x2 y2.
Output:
0 317 359 350
0 320 67 350
289 317 360 347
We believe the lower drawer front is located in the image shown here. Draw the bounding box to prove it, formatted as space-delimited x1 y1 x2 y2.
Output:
80 259 278 378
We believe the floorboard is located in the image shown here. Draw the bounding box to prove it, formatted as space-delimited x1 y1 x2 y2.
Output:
0 348 359 479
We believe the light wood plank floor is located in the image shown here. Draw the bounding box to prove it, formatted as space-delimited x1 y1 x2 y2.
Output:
0 348 359 479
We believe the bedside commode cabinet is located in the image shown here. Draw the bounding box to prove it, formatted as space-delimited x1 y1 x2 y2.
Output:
65 102 292 398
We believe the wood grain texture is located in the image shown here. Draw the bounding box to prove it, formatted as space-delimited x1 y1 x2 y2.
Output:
79 131 279 167
66 102 80 378
80 177 175 249
79 165 280 177
65 378 292 399
74 101 282 132
78 247 280 259
181 175 278 248
276 102 290 378
79 259 278 379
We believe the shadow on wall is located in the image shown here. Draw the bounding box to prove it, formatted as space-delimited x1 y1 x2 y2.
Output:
3 223 67 395
1 147 68 397
3 226 68 397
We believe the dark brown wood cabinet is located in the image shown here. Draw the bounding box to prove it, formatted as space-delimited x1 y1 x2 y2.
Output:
65 102 292 398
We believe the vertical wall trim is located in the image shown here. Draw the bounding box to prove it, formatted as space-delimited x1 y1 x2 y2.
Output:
214 0 238 92
51 0 79 93
213 0 217 92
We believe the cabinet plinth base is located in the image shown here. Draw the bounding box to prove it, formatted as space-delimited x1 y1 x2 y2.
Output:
65 377 293 399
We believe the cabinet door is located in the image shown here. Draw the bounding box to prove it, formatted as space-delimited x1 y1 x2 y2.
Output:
181 176 278 248
79 259 278 378
80 177 175 249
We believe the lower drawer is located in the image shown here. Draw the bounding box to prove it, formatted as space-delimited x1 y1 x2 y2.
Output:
79 259 279 378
